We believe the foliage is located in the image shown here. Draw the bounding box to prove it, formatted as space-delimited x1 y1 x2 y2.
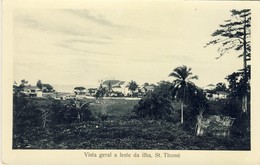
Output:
133 91 173 120
205 9 251 113
205 9 251 60
214 82 227 92
155 81 172 99
107 82 113 96
13 96 250 150
13 96 95 131
36 80 42 89
74 86 86 95
13 96 40 131
226 66 250 100
169 65 198 103
13 119 250 150
169 65 198 123
128 80 138 96
95 84 107 99
19 79 28 88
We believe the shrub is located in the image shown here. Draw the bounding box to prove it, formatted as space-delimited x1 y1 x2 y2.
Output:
133 91 173 120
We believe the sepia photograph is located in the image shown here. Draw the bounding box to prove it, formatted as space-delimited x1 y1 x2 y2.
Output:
12 7 251 150
2 0 260 164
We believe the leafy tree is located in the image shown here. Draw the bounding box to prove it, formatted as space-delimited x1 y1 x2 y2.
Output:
155 81 172 99
42 84 54 92
226 66 250 101
133 91 173 120
169 65 198 123
143 82 149 87
74 86 86 95
36 80 42 89
95 84 107 99
205 9 251 113
128 80 138 97
19 79 28 88
214 82 227 92
107 82 113 96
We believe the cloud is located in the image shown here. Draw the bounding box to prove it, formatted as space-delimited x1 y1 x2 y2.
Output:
14 13 113 39
63 39 112 45
55 42 111 55
64 9 124 28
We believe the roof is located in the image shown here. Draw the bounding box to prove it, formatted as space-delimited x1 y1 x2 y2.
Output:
102 80 120 86
207 84 215 87
112 85 121 88
144 85 155 90
118 81 125 85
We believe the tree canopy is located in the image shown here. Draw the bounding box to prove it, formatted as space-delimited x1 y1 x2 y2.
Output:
169 65 198 123
205 9 251 60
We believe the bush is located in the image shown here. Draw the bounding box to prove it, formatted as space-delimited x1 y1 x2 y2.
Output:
13 96 96 130
133 91 173 120
13 96 43 130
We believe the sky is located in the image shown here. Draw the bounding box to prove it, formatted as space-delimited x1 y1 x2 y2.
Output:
13 3 243 91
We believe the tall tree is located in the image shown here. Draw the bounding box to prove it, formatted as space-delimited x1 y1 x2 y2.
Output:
107 82 113 96
169 65 198 123
205 9 251 113
128 80 138 97
214 82 227 92
96 84 107 99
36 80 42 89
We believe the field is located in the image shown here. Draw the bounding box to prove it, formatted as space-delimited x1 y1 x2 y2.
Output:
13 98 250 150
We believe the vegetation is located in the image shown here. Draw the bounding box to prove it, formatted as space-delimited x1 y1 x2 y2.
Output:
128 80 138 97
205 9 251 113
133 91 173 120
205 9 251 140
169 65 198 123
13 96 249 150
12 10 251 150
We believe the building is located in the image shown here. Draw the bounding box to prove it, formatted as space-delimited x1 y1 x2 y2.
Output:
102 80 130 96
212 91 229 100
21 86 42 97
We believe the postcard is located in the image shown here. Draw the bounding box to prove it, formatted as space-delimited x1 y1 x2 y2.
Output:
1 0 260 164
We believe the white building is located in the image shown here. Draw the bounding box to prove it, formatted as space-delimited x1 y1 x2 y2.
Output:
22 86 42 97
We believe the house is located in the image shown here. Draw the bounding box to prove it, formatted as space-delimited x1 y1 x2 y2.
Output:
212 91 229 100
101 80 130 96
140 85 155 96
143 85 155 92
21 86 42 97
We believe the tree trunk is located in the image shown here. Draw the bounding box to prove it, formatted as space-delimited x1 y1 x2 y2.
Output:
242 95 248 113
180 101 184 123
242 14 248 113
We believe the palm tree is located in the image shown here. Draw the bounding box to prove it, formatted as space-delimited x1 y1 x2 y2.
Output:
169 65 198 123
107 82 113 96
128 80 138 97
